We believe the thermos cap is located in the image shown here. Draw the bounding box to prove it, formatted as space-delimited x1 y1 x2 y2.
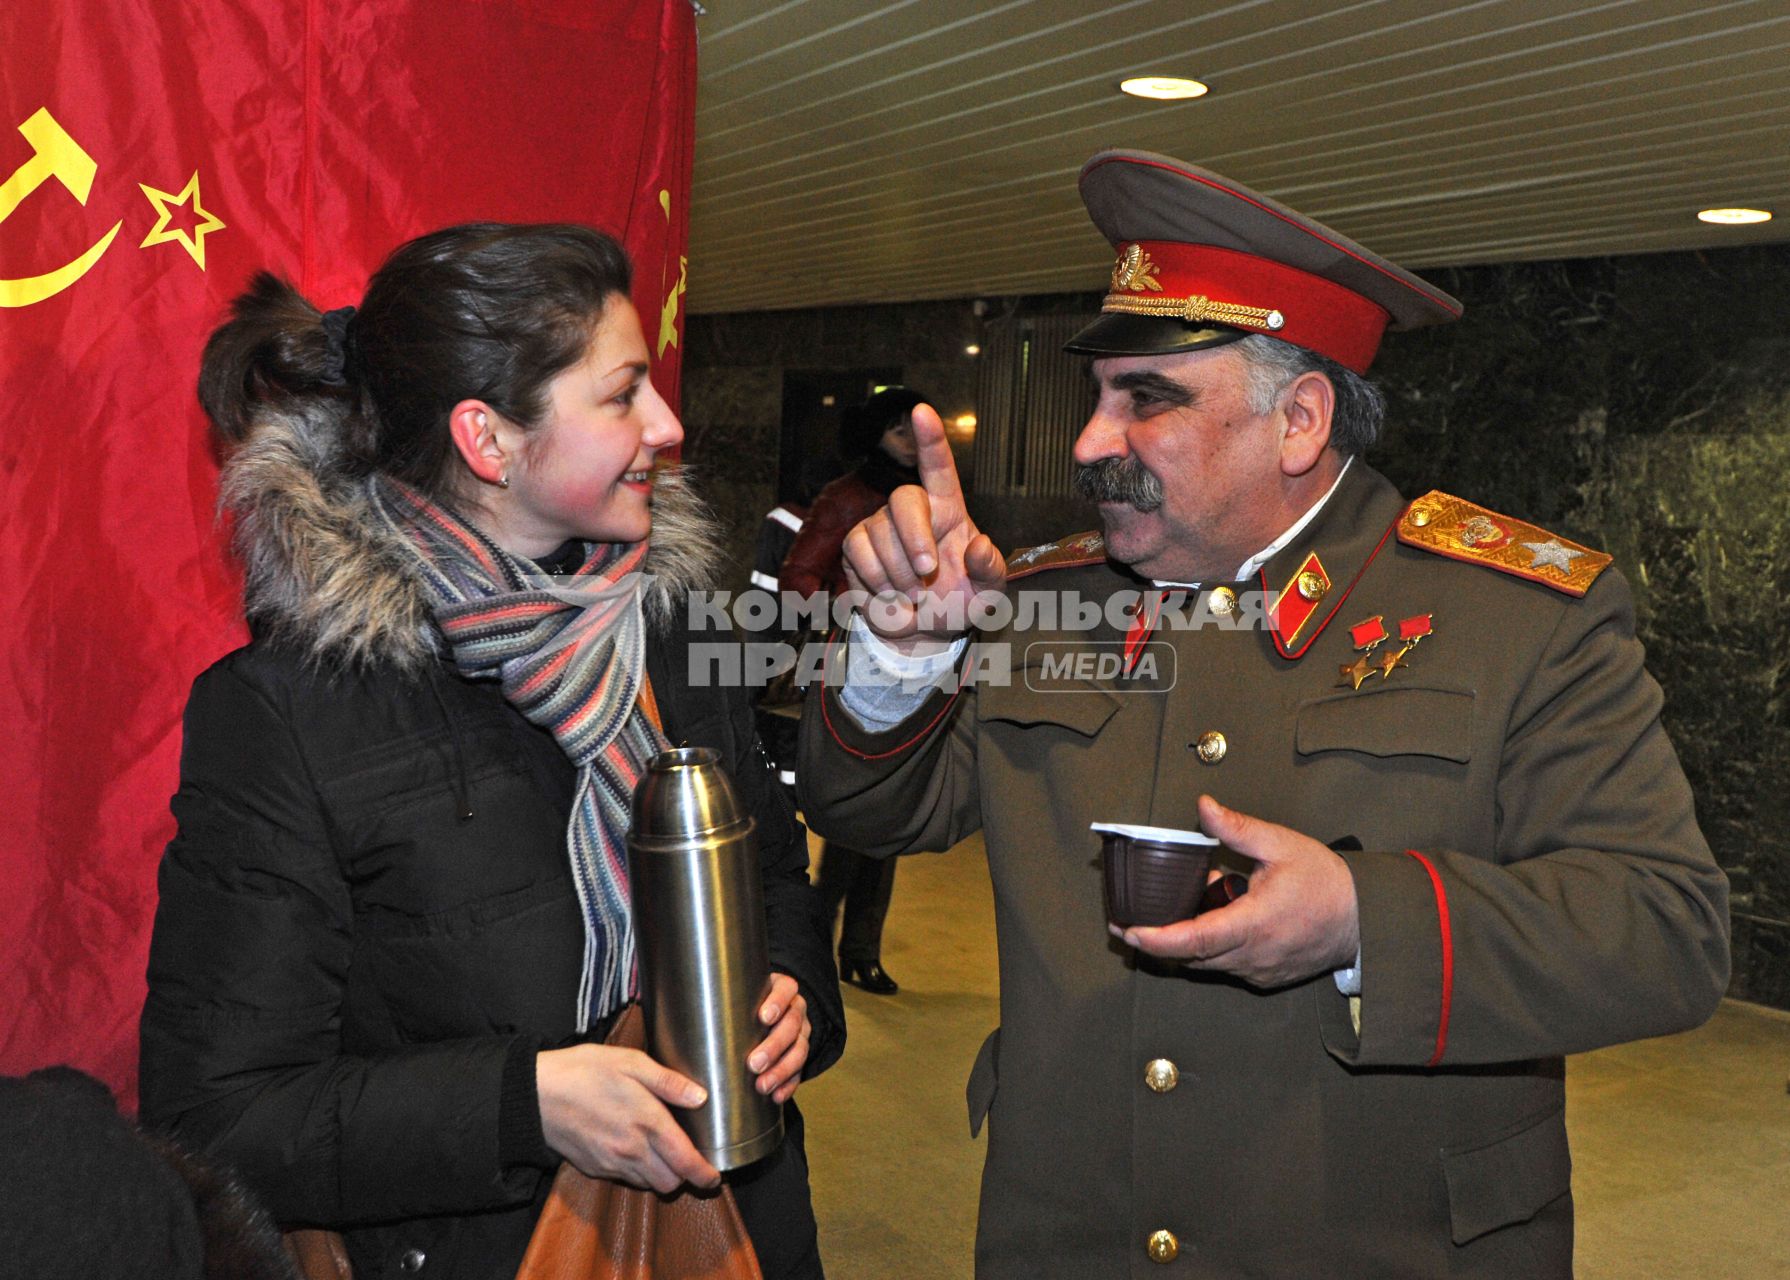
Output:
631 747 748 838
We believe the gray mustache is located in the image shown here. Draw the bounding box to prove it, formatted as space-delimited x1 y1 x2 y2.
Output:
1072 457 1164 512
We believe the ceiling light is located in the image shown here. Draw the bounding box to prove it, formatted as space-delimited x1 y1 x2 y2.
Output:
1697 207 1772 225
1120 76 1208 101
964 344 981 356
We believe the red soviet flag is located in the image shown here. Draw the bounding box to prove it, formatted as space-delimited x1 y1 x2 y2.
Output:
0 0 696 1104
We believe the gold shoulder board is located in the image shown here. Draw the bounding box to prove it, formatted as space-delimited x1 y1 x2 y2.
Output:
1006 530 1107 581
1398 491 1612 597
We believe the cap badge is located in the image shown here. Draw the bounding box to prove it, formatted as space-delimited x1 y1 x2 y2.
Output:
1111 243 1162 293
1338 614 1433 691
1270 552 1330 647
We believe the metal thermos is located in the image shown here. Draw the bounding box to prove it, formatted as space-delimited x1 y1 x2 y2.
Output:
628 746 784 1170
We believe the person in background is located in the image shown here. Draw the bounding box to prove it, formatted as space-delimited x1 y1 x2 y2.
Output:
781 387 928 995
749 481 823 812
798 150 1729 1277
140 223 843 1279
0 1066 294 1280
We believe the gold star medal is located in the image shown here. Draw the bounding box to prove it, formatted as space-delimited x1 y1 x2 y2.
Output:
1339 615 1387 690
1340 614 1434 689
1379 614 1433 678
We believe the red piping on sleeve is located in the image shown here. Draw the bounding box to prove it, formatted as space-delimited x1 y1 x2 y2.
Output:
1402 849 1454 1067
818 627 972 761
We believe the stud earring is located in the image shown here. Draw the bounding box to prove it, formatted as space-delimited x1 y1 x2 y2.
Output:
498 470 510 489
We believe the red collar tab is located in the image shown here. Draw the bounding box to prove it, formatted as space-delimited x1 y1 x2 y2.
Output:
1123 589 1167 674
1103 241 1391 374
1269 551 1331 650
1265 513 1405 661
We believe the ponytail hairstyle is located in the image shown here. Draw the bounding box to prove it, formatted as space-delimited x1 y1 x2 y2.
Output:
198 223 634 503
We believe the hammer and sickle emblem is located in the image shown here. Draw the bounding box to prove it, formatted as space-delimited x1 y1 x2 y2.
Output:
0 108 124 308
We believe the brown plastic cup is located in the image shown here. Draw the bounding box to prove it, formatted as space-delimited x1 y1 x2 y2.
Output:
1094 823 1220 928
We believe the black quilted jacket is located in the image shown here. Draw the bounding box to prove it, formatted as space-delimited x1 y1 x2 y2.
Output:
140 616 843 1280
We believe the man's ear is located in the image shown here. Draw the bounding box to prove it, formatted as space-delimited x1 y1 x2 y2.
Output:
1278 371 1335 477
446 400 510 488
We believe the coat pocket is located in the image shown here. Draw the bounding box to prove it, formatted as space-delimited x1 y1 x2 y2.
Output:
1442 1103 1571 1245
977 671 1120 737
966 1026 1001 1137
1296 686 1474 762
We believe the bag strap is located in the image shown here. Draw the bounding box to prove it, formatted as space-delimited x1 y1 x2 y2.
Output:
638 669 665 736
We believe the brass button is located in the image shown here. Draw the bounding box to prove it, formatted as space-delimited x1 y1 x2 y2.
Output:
1296 570 1327 602
1410 506 1433 527
1207 586 1237 616
1144 1058 1179 1093
1193 731 1227 765
1148 1230 1179 1263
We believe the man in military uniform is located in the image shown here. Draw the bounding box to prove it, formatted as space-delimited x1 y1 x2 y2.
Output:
796 149 1730 1278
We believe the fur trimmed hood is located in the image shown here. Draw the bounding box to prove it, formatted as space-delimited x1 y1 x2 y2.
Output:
218 406 722 671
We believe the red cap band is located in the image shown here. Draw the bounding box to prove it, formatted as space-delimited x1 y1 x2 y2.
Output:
1103 241 1392 374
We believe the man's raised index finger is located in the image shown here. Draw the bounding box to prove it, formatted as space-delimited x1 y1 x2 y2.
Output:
911 403 963 502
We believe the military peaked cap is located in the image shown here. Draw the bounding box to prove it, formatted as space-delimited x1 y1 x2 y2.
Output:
1066 149 1463 373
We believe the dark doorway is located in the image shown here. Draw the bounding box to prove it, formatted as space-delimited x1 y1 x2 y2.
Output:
779 367 903 505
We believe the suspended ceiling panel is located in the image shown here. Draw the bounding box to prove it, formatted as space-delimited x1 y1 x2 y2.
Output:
688 0 1790 314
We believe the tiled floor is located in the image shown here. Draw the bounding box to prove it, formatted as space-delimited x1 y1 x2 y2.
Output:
797 829 1790 1279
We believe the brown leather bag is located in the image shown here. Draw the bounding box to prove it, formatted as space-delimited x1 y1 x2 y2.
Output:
283 1228 353 1280
515 1003 763 1280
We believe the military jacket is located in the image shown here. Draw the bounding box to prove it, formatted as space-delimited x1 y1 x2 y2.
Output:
797 462 1729 1279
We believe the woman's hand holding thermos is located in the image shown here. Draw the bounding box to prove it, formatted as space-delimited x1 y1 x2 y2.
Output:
536 973 809 1193
749 972 811 1104
536 1041 718 1194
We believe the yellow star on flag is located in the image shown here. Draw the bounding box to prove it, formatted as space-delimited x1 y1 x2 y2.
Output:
139 172 225 269
658 254 687 357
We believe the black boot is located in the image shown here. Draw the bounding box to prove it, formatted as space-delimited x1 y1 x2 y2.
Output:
840 956 899 995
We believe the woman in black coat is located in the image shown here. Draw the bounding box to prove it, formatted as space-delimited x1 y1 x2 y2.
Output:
139 224 844 1279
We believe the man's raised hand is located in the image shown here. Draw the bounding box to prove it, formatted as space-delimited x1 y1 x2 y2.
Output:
841 404 1007 650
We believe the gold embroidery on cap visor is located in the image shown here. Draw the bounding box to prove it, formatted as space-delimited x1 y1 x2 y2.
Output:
1104 244 1285 330
1100 289 1287 332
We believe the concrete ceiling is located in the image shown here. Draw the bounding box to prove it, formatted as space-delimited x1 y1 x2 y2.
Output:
687 0 1790 315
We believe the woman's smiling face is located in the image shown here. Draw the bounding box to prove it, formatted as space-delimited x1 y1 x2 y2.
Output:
498 294 682 556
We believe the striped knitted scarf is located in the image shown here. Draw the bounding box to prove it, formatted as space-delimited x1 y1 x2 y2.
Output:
371 476 666 1030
